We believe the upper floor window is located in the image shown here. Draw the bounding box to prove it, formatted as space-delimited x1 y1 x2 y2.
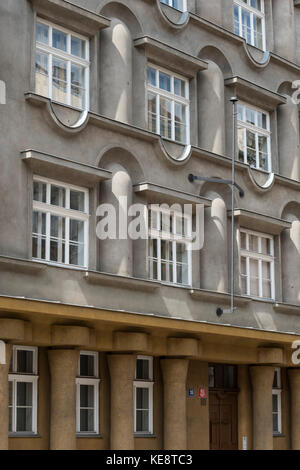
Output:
147 64 190 145
35 19 89 110
32 177 89 268
160 0 187 12
9 346 38 434
234 0 266 50
134 356 154 435
240 229 275 300
76 351 100 435
148 206 192 286
272 368 282 435
237 102 271 172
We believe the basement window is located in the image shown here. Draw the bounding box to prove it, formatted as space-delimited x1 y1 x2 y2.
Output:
76 351 100 435
134 356 154 435
272 368 282 435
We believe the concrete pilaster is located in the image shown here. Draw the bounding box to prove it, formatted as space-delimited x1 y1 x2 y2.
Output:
250 366 274 450
48 349 79 450
108 354 136 450
161 358 189 450
0 343 12 450
288 369 300 450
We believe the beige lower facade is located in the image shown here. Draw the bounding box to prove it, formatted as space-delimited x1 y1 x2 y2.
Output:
0 295 300 451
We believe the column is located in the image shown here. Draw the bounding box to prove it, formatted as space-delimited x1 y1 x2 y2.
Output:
250 366 274 450
108 354 136 450
288 369 300 450
277 97 300 181
282 221 300 305
99 163 133 277
0 343 12 450
161 358 189 450
198 61 226 156
100 18 133 124
273 0 296 62
48 349 79 450
201 196 228 292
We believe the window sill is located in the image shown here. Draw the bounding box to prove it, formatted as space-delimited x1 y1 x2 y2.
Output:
9 433 40 438
134 434 156 438
76 434 103 439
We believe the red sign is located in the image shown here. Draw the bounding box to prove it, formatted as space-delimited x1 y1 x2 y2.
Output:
198 388 207 399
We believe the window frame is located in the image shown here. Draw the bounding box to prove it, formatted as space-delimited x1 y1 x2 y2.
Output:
76 351 100 435
35 17 90 110
233 0 266 51
147 63 190 145
160 0 187 12
237 101 271 173
239 228 275 300
134 356 154 435
32 175 89 269
272 368 282 435
8 346 39 435
148 206 193 286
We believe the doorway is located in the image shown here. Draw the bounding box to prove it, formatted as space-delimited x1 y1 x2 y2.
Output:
209 364 238 450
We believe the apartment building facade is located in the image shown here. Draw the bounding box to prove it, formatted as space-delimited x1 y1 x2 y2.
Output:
0 0 299 450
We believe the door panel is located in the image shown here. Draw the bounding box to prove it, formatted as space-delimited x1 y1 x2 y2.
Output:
209 391 238 450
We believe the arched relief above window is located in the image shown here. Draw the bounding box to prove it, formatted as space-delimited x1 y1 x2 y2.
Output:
99 1 143 38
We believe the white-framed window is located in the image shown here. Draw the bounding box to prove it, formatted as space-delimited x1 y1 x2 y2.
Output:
160 0 187 12
76 351 100 435
233 0 266 50
239 228 275 299
32 176 89 268
147 64 190 145
8 346 38 434
134 356 154 435
35 18 90 110
148 206 192 286
272 368 282 435
237 102 271 172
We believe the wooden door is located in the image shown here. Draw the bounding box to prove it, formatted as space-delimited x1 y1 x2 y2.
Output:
209 391 238 450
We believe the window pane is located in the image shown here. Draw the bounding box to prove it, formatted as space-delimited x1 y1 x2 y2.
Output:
273 413 279 433
174 77 186 97
35 52 49 97
80 384 94 408
136 410 149 432
33 181 47 203
70 219 84 243
51 185 66 207
17 382 33 407
262 279 271 298
159 71 171 92
32 211 46 236
136 359 149 380
234 5 240 36
238 127 245 162
147 67 156 86
80 354 95 377
50 215 65 263
159 98 172 139
71 36 86 58
16 408 33 432
70 190 85 212
147 93 157 133
52 58 67 103
272 394 278 413
69 243 84 266
52 28 67 51
240 257 247 275
246 108 256 126
17 350 34 374
249 235 259 253
80 409 94 432
71 64 84 88
136 388 149 409
36 22 49 45
240 232 247 250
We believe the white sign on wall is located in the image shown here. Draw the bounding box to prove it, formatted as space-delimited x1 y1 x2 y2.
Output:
0 80 6 104
0 341 6 364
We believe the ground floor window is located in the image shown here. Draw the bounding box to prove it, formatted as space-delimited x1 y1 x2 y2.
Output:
272 368 282 435
134 356 154 434
76 351 100 434
8 346 38 434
